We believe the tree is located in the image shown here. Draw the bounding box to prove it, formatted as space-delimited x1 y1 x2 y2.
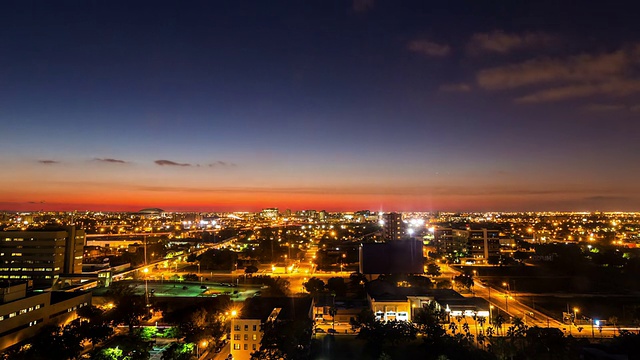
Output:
161 342 195 360
350 309 418 358
183 273 199 281
90 334 153 360
329 306 338 330
302 277 325 294
106 283 148 334
426 263 442 277
78 320 114 349
453 273 474 291
252 317 313 360
245 265 259 275
493 314 505 336
326 277 347 297
255 276 290 297
609 316 619 336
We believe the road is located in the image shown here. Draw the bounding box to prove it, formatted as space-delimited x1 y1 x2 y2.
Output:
444 264 621 337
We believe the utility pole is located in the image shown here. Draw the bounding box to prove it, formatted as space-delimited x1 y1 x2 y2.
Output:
144 235 148 266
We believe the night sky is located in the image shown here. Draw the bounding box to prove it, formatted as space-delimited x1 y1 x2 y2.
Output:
1 1 639 212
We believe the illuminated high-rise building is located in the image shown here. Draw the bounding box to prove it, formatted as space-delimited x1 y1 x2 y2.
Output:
0 226 85 289
382 212 405 241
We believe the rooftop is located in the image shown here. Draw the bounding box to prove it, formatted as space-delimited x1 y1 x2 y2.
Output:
240 296 313 322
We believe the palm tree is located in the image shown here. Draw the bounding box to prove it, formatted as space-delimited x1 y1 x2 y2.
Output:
448 322 458 334
329 306 338 330
608 316 619 336
494 314 505 336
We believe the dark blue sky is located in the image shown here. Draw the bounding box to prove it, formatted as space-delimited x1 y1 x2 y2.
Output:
1 1 639 211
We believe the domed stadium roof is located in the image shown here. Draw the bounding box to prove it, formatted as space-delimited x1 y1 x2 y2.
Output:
138 208 165 214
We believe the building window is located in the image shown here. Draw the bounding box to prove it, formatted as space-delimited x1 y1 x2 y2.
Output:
252 344 256 350
244 334 248 340
244 325 248 331
252 334 257 340
244 344 248 350
233 344 240 350
253 325 257 331
234 334 240 340
234 325 240 331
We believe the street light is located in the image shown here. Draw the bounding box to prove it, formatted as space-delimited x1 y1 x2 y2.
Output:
143 268 150 308
502 282 511 314
196 340 207 358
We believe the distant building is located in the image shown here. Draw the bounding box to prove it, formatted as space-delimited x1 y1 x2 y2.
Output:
382 213 405 241
230 297 313 360
0 226 85 289
136 208 166 219
433 227 500 261
433 227 460 253
453 228 500 261
0 282 92 351
260 208 279 219
296 210 317 219
366 282 490 322
359 240 424 274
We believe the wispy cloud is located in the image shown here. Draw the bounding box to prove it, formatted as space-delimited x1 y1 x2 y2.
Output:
468 30 556 54
208 161 237 168
95 158 127 164
38 160 59 165
154 160 192 167
407 39 451 57
515 79 640 104
582 104 628 112
439 83 472 93
477 49 634 90
476 44 640 103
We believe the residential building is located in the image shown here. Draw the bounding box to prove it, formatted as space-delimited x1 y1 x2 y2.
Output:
453 228 501 261
382 213 404 241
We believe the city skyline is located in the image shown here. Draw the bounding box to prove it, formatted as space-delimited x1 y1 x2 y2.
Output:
2 1 640 212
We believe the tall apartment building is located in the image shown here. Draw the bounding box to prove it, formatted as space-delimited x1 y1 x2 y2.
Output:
0 226 85 289
382 213 405 241
0 282 91 351
230 297 313 360
467 228 500 260
450 228 500 260
434 227 464 253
